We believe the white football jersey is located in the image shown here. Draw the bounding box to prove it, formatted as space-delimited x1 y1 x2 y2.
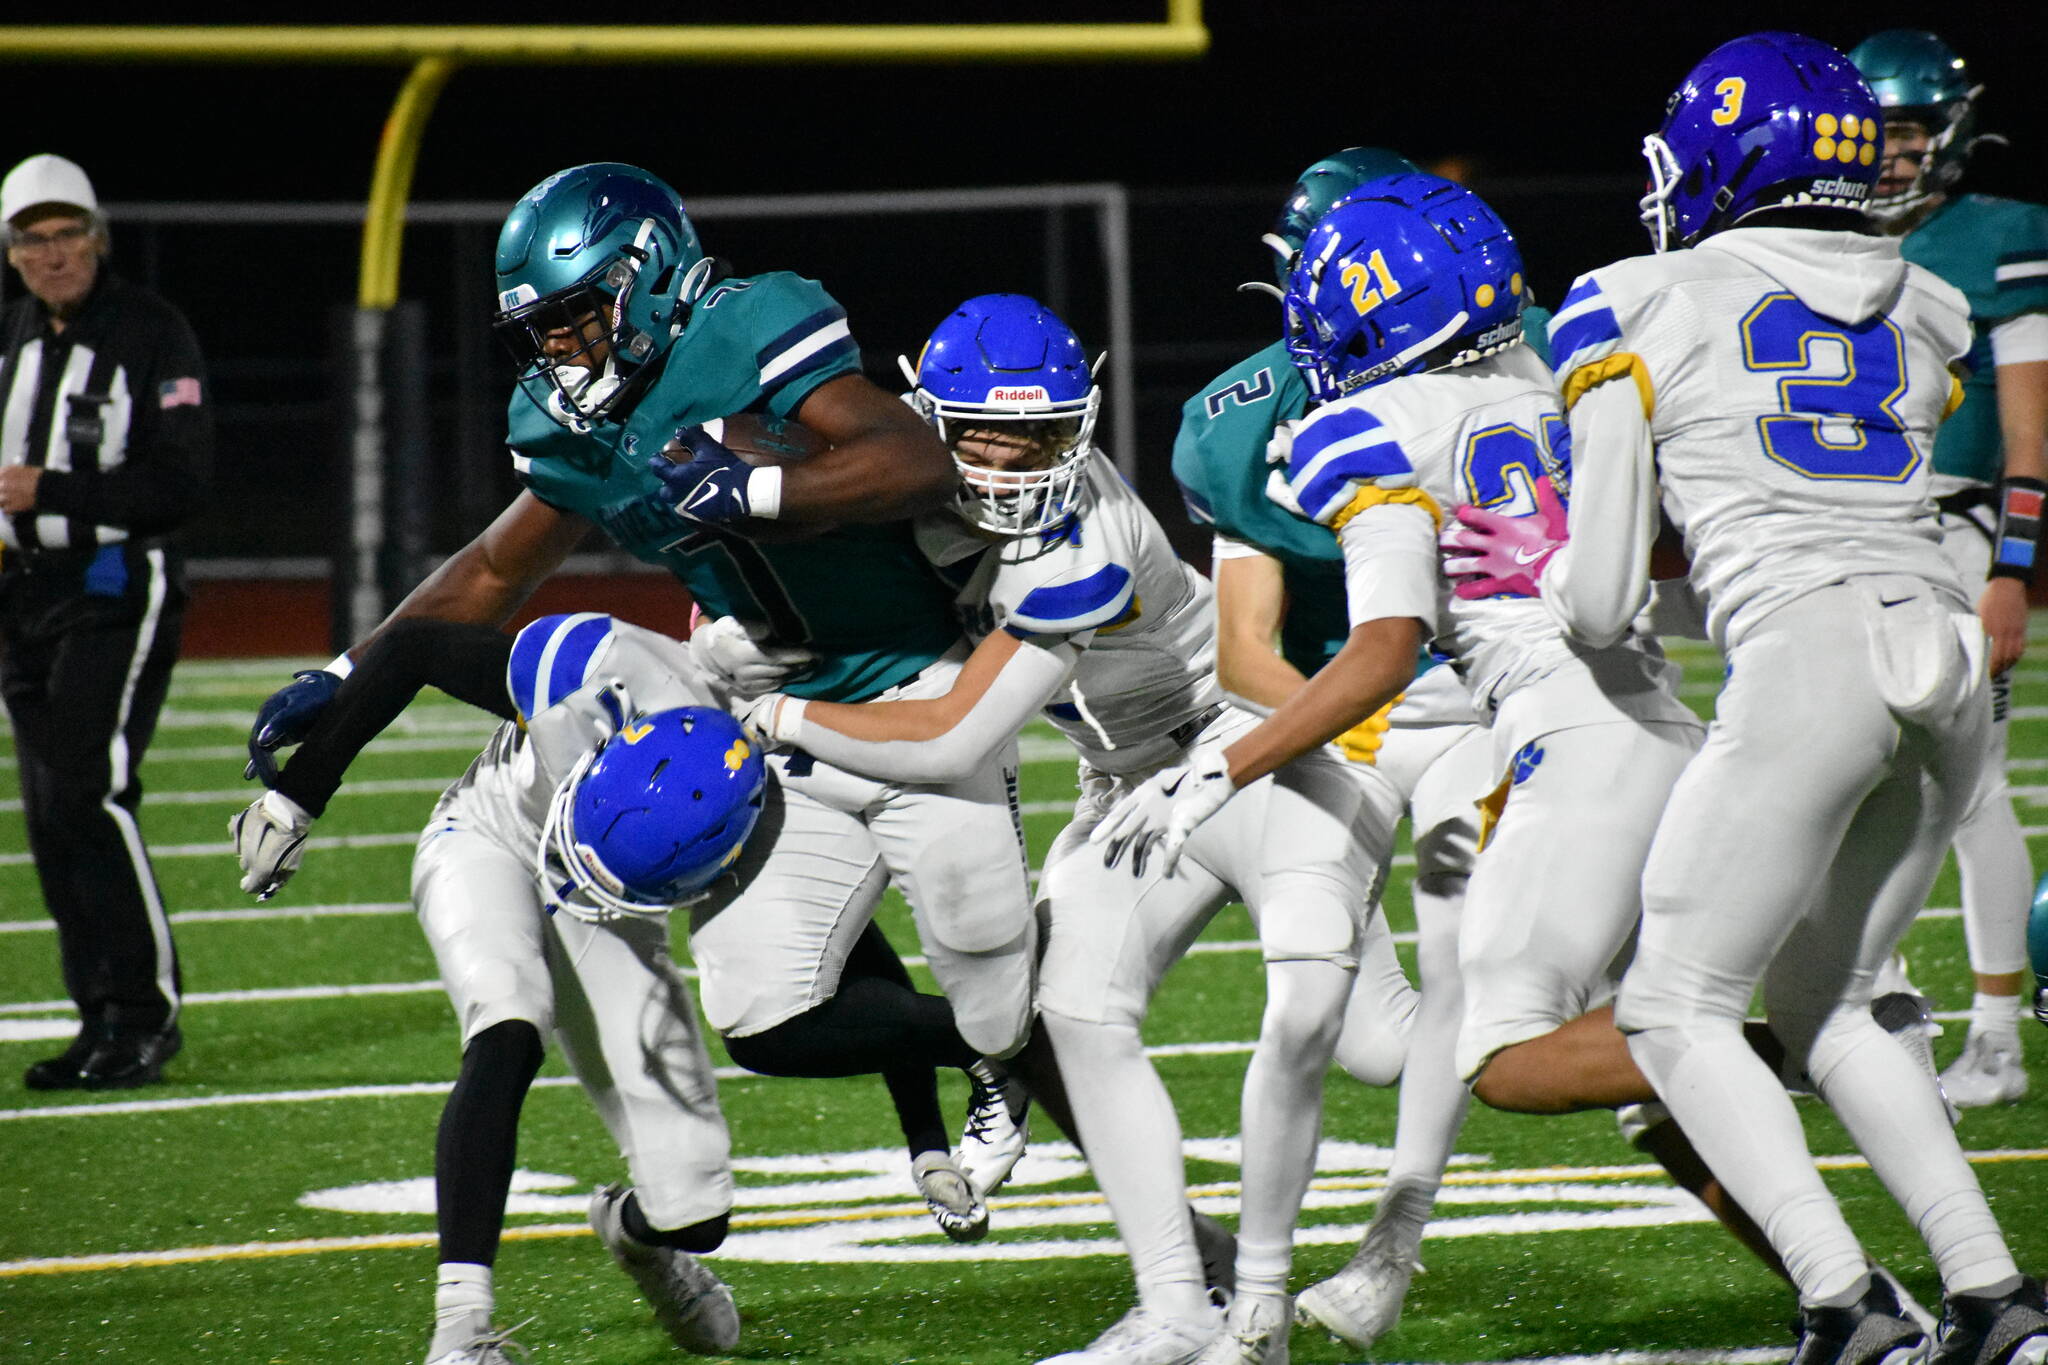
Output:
1547 227 1974 647
431 618 717 859
1281 343 1682 724
919 456 1220 775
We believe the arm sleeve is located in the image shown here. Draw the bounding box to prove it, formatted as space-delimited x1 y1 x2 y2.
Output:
273 619 517 817
1210 531 1267 563
1542 376 1659 647
34 303 213 536
1336 501 1439 628
1992 312 2048 368
787 636 1081 784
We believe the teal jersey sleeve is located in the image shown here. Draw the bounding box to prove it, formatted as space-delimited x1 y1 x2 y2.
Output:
504 273 957 702
1522 303 1555 368
1170 340 1348 675
1903 196 2048 484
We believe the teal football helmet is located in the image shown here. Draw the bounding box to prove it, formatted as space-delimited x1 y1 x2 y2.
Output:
1251 147 1420 295
492 163 712 425
1849 30 1983 221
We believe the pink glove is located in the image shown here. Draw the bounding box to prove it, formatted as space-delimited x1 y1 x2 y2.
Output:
1440 474 1568 600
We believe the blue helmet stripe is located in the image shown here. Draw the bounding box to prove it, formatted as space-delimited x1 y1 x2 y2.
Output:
1011 563 1135 634
508 612 614 719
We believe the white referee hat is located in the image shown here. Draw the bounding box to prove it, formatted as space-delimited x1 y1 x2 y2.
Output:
2 154 98 226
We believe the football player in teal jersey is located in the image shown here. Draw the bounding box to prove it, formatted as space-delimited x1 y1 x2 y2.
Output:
244 164 1040 1255
1854 30 2048 1109
1170 148 1555 1349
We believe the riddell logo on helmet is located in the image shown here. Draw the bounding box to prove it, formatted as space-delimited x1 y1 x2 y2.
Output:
986 387 1049 403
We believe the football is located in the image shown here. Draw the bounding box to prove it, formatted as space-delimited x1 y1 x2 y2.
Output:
660 414 832 544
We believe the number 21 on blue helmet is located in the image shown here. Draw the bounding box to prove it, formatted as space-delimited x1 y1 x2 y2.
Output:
541 706 768 924
1284 173 1528 403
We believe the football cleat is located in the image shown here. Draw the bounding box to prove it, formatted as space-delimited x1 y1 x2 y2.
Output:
912 1150 989 1243
588 1184 741 1355
958 1059 1031 1197
424 1319 532 1365
1872 1263 1942 1339
1191 1210 1238 1301
1939 1033 2029 1109
1037 1306 1223 1365
1928 1276 2048 1365
1295 1243 1422 1349
1195 1292 1292 1364
1789 1275 1931 1365
1873 990 1959 1125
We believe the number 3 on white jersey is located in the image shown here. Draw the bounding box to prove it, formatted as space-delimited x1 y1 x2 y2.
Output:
1738 291 1921 483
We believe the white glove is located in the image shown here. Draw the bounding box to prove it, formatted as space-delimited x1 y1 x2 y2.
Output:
733 691 804 747
229 789 312 900
1264 421 1306 516
1087 742 1236 878
690 615 817 703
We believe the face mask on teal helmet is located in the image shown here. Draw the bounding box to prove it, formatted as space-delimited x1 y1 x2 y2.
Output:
1848 29 1988 221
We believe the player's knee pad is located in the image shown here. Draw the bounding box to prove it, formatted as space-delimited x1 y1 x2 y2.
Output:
1333 1012 1407 1087
453 957 553 1045
1258 878 1360 964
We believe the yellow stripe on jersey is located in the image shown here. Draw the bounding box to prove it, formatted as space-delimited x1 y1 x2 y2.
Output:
1945 371 1966 419
1096 593 1144 635
1327 484 1443 534
1334 691 1404 766
1562 351 1654 420
1474 772 1514 853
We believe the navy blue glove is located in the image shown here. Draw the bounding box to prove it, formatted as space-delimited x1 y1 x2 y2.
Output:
245 669 343 785
648 425 752 525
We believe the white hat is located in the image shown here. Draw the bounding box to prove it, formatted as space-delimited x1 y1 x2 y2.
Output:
2 154 98 226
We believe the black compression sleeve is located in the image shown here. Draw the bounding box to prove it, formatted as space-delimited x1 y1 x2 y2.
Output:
274 619 516 816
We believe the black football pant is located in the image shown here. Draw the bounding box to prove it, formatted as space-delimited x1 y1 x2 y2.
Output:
0 547 185 1035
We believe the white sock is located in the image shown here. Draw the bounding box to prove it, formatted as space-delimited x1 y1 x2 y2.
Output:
1233 1241 1293 1305
1039 1010 1210 1324
430 1263 493 1354
1969 993 2023 1044
1363 1174 1439 1264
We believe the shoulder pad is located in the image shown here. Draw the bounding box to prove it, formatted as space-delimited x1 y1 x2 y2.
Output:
1008 562 1136 636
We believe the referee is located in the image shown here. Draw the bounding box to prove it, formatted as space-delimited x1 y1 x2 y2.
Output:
2 154 210 1090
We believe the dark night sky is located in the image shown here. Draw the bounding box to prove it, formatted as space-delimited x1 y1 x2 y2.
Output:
8 2 2042 208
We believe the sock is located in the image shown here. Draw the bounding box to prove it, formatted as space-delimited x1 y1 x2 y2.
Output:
1364 1174 1439 1264
430 1262 493 1355
1040 1009 1209 1323
621 1189 730 1253
1235 1239 1293 1303
436 1021 545 1267
1814 1270 1873 1311
1970 992 2023 1044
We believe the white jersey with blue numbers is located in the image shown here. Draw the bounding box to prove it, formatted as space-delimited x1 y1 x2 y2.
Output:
918 457 1219 777
1282 343 1683 724
431 616 715 862
1548 227 1974 648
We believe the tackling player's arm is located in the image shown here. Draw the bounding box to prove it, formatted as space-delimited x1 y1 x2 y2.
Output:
775 373 958 523
748 628 1080 784
370 491 594 652
1211 546 1310 710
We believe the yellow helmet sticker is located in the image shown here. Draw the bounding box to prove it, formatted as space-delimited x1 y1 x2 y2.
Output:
619 721 655 745
724 738 752 772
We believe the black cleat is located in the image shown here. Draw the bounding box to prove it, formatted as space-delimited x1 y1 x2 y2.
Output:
1930 1277 2048 1365
1789 1275 1929 1365
22 1028 98 1090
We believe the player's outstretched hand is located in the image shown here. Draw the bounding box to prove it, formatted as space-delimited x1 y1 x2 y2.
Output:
245 669 344 785
229 790 313 900
650 425 753 525
1440 473 1568 600
690 615 817 703
1088 743 1235 878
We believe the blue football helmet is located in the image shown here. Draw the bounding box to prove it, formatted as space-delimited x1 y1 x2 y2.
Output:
899 293 1103 537
492 163 715 426
1850 30 1984 221
1254 146 1420 295
1640 32 1884 252
1283 173 1528 402
541 705 767 923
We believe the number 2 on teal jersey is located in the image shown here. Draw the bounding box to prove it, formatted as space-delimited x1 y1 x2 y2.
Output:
1739 292 1920 482
1462 414 1568 515
669 529 812 644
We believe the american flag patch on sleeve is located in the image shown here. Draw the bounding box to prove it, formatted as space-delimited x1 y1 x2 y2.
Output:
159 378 202 409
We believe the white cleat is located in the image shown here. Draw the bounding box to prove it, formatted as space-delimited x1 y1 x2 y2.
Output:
1196 1292 1291 1364
1295 1243 1421 1350
959 1058 1031 1197
1038 1306 1223 1365
1940 1032 2028 1109
588 1184 741 1355
424 1319 532 1365
913 1149 990 1243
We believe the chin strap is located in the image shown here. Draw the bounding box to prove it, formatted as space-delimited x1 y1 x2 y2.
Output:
1992 477 2047 584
